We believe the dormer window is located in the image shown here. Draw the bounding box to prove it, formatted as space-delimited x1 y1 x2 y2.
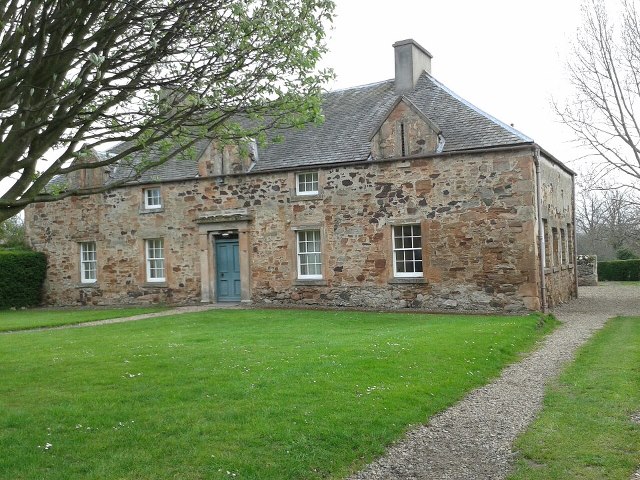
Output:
370 97 441 160
144 187 162 209
296 172 319 196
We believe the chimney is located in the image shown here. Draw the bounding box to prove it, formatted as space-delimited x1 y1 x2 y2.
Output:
393 39 432 94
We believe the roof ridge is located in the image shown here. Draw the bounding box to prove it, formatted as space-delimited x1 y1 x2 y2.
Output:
326 78 393 94
422 72 533 143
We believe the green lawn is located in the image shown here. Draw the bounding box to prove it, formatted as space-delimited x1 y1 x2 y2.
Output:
0 306 168 332
510 316 640 480
0 309 557 480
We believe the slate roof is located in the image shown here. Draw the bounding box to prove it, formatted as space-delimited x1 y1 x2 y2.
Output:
98 70 534 183
252 72 532 173
106 138 208 184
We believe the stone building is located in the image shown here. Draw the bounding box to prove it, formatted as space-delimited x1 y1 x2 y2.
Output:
25 40 577 312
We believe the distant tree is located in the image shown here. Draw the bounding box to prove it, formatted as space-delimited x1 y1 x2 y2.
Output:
0 215 26 249
558 0 640 191
576 181 640 258
0 0 335 222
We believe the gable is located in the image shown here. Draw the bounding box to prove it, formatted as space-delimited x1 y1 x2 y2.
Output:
370 97 442 159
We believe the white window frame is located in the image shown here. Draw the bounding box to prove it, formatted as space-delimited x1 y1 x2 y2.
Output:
392 224 423 278
296 172 319 196
296 230 322 279
80 241 97 283
144 187 162 209
145 238 165 282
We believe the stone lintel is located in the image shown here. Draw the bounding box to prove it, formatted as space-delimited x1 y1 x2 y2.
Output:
195 209 252 225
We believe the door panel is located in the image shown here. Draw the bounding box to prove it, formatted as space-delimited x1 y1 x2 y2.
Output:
216 239 241 301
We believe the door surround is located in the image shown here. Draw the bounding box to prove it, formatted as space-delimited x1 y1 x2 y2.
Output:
196 211 252 303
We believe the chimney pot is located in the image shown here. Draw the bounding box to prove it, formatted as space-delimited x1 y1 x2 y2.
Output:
393 39 432 94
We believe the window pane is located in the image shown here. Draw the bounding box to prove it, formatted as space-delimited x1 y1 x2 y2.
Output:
395 251 405 272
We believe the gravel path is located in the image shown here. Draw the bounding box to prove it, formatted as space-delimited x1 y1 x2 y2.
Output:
349 284 640 480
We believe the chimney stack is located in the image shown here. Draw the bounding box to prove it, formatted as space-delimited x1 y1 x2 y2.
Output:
393 39 432 94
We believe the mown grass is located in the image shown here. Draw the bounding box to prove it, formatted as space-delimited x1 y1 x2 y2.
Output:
0 309 557 480
510 316 640 480
0 306 168 332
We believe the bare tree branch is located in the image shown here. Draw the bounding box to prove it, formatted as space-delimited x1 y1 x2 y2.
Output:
559 0 640 193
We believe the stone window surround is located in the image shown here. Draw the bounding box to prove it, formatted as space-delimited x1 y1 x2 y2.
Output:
79 241 97 284
542 219 552 271
560 227 568 266
552 227 561 268
567 223 574 269
295 171 319 196
289 171 324 200
197 216 252 303
542 219 574 275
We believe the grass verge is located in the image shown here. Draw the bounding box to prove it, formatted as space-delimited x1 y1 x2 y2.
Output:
0 309 557 480
0 306 169 332
509 316 640 480
600 281 640 287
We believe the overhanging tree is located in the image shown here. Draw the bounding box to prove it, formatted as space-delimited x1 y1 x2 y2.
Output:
0 0 335 222
558 0 640 190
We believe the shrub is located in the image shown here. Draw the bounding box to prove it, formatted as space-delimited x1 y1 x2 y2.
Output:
0 250 47 309
598 259 640 281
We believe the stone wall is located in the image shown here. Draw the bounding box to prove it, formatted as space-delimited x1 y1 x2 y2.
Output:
538 154 578 306
25 147 571 312
577 255 598 286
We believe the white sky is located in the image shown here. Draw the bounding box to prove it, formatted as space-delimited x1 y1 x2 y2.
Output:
319 0 585 170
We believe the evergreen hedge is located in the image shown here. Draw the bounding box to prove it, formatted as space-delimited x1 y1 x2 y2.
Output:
598 259 640 281
0 250 47 309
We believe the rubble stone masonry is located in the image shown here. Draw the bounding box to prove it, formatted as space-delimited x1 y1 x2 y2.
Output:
25 147 576 311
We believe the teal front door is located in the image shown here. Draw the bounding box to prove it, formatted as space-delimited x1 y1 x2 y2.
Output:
215 238 241 302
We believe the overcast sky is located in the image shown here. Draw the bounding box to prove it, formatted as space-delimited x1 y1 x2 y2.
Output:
319 0 585 171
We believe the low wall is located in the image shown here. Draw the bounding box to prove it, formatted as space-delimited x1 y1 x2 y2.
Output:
577 255 598 286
